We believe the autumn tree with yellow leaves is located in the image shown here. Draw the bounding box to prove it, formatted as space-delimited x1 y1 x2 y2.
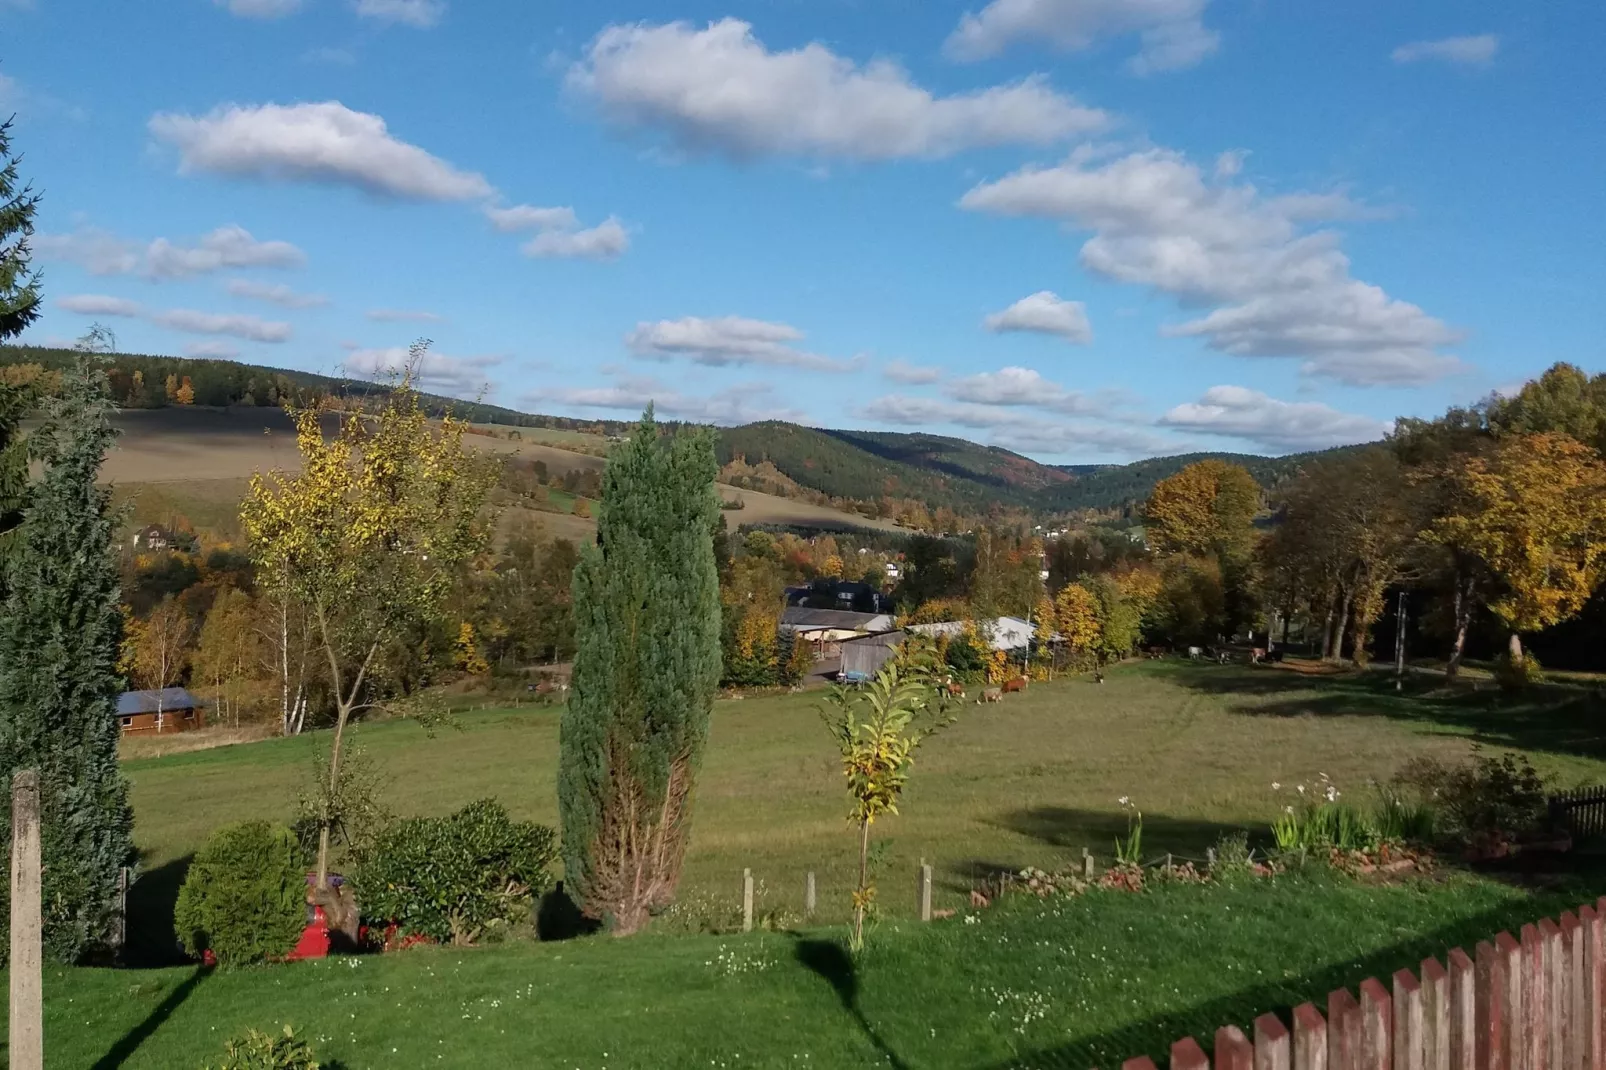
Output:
241 342 500 889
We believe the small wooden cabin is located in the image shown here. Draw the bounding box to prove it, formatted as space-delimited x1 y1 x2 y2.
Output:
116 688 206 735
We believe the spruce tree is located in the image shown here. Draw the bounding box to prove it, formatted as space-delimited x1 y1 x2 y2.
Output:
0 356 135 963
0 117 43 341
559 409 722 934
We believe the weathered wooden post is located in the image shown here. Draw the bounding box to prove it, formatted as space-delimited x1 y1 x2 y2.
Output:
1359 978 1392 1070
804 871 816 919
1291 1003 1327 1070
1329 988 1361 1070
918 860 932 923
1444 949 1475 1070
1393 969 1424 1070
10 769 43 1070
1255 1012 1291 1070
741 868 754 933
1171 1036 1209 1070
1083 848 1095 880
1216 1024 1253 1070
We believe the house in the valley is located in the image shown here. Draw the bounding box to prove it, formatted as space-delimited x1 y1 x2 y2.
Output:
906 616 1036 653
779 606 897 659
115 687 207 735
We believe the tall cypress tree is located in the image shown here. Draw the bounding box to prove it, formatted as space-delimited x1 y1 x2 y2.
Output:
0 356 135 963
559 408 722 934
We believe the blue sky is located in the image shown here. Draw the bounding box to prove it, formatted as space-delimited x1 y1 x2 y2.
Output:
4 0 1603 460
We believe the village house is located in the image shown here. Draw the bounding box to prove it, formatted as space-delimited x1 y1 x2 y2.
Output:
906 616 1036 653
115 687 207 735
779 606 897 660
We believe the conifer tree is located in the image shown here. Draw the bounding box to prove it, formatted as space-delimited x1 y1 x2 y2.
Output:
0 118 42 341
559 409 722 934
0 354 135 963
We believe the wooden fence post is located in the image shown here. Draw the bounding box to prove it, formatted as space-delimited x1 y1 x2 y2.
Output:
742 868 754 933
805 871 816 919
1255 1013 1291 1070
1562 913 1584 1070
918 861 932 923
1331 988 1362 1070
1582 903 1605 1070
1475 940 1505 1070
1444 949 1475 1070
1539 918 1563 1070
1216 1024 1253 1070
1521 924 1544 1070
1084 848 1095 879
1420 958 1449 1070
1394 969 1424 1070
1124 1059 1160 1070
1359 978 1392 1070
10 769 43 1070
1172 1036 1210 1070
1292 1003 1327 1070
1496 932 1524 1070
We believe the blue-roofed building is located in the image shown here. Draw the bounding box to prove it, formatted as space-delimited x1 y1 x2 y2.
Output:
115 688 206 735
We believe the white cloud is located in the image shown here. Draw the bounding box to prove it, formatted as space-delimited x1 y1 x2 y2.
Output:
343 346 501 396
946 0 1219 74
57 294 144 318
527 376 804 425
983 291 1093 343
185 340 241 359
35 227 140 275
38 223 305 280
943 366 1097 414
354 0 445 27
484 204 579 233
626 315 856 372
1392 34 1498 66
215 0 303 18
1215 149 1247 178
859 393 1165 454
1159 385 1391 451
226 279 329 308
522 218 630 261
883 360 943 385
568 18 1108 161
365 308 442 322
145 225 306 279
149 101 493 201
151 309 292 343
960 147 1461 385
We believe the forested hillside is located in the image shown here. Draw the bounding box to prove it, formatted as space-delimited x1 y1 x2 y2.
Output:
1035 449 1356 514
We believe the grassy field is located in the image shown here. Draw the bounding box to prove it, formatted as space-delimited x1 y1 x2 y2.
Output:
102 407 902 540
14 661 1606 1068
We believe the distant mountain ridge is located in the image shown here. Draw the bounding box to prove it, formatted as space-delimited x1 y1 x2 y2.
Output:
2 345 1353 515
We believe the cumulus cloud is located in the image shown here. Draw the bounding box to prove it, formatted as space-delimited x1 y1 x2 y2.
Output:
185 340 241 359
522 218 629 261
355 0 445 27
343 346 500 395
150 309 293 343
484 204 579 233
1159 385 1391 451
527 376 805 425
365 308 442 322
1392 34 1498 66
883 359 943 385
149 101 493 201
215 0 303 17
859 393 1165 455
946 0 1219 74
146 225 306 279
960 147 1461 385
39 223 305 281
983 291 1093 343
943 366 1097 413
226 279 329 308
626 316 856 372
568 18 1108 161
35 227 140 275
57 294 144 318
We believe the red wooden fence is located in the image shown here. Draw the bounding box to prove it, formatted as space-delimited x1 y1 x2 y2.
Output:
1117 897 1606 1070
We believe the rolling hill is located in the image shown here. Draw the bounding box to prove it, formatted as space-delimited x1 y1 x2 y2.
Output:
4 346 1353 522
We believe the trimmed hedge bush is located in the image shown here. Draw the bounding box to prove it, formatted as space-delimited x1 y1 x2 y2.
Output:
174 821 307 968
352 798 557 946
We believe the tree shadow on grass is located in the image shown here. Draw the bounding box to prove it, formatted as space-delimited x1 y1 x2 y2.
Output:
1171 663 1606 764
122 855 192 968
990 807 1256 863
536 881 601 941
971 884 1606 1070
792 935 910 1070
90 964 211 1070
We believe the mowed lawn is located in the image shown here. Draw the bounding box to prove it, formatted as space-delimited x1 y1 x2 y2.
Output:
124 660 1606 927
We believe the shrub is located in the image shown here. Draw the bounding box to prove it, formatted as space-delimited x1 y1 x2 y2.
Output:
1493 649 1544 692
174 821 307 968
1372 788 1437 844
1209 831 1255 882
352 798 557 946
1394 752 1548 851
202 1024 323 1070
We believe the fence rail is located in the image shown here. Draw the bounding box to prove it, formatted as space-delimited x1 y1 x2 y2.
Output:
1551 786 1606 841
1116 896 1606 1070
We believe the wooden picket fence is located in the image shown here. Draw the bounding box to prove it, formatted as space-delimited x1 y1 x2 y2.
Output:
1117 897 1606 1070
1552 788 1606 842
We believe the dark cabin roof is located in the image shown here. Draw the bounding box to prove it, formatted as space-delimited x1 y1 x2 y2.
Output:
116 688 204 715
